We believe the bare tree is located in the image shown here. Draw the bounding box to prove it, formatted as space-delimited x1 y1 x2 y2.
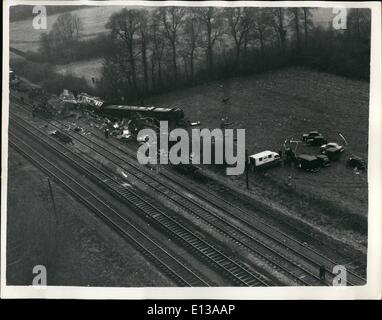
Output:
253 8 274 55
271 8 287 54
183 9 200 82
106 9 141 94
302 8 313 46
150 11 165 88
195 7 223 74
288 8 301 50
348 8 371 40
139 11 150 93
50 13 82 46
224 7 255 65
160 7 186 81
39 32 52 58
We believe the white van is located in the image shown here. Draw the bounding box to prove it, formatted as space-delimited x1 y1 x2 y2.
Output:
249 151 281 170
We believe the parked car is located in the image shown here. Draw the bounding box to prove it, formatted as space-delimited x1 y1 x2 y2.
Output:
249 150 281 171
9 69 20 87
347 155 366 170
324 147 343 161
295 154 320 172
302 131 327 146
316 154 331 167
320 142 345 154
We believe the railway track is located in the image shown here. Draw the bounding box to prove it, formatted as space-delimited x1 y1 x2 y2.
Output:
10 107 313 286
69 133 366 285
9 112 271 287
166 172 367 286
10 96 366 286
79 139 367 283
9 132 212 287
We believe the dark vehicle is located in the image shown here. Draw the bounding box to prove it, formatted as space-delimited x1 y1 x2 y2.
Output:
347 155 366 170
99 104 184 123
325 147 343 161
51 130 73 144
302 131 327 146
9 69 20 87
320 142 345 154
316 154 331 167
295 154 320 172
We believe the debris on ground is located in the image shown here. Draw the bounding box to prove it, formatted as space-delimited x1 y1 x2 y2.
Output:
50 130 74 144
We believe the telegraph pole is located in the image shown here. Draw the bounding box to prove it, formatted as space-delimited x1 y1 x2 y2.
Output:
47 178 58 222
245 149 250 189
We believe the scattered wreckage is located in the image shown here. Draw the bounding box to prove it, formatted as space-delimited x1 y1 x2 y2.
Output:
347 155 366 171
22 83 367 177
50 130 73 144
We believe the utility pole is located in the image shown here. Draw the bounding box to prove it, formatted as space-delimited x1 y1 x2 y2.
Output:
47 178 59 271
220 81 231 128
287 139 301 187
281 139 288 167
339 133 351 154
47 178 58 222
245 149 250 189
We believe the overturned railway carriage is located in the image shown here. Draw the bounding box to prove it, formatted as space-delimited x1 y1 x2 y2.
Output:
98 104 184 123
77 92 104 108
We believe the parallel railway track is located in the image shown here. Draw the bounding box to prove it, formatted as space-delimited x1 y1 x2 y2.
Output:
9 112 271 287
82 130 367 284
9 134 212 287
10 95 366 286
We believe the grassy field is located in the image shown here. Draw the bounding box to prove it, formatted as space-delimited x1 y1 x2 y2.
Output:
9 6 333 52
54 58 104 85
7 148 172 286
145 67 369 221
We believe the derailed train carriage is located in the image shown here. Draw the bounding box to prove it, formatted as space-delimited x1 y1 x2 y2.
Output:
99 104 185 123
75 92 184 123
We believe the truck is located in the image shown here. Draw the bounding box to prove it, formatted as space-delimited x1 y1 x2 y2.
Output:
295 154 321 172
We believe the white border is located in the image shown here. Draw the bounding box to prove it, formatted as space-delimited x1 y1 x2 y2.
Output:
2 1 381 300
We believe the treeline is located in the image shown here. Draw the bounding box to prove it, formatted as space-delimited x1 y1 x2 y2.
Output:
29 12 114 64
32 7 371 101
12 11 99 95
31 33 113 64
93 7 370 103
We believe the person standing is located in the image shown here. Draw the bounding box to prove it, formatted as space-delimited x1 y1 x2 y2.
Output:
319 265 326 283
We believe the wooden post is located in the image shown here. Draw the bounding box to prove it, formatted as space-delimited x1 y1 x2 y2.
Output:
47 178 58 222
245 149 249 190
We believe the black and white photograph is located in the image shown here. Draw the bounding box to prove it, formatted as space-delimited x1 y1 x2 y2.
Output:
1 0 381 299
